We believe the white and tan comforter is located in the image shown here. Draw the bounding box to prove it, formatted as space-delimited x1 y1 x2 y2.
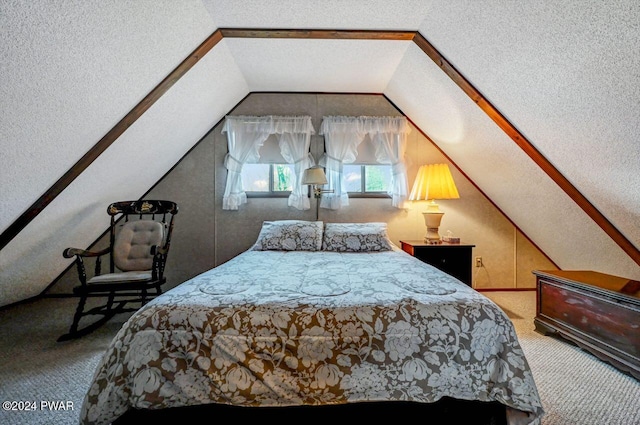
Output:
80 248 544 425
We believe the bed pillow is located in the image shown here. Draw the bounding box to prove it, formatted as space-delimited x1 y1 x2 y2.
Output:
321 222 393 252
252 220 323 251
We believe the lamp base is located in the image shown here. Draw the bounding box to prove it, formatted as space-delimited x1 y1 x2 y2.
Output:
422 211 444 243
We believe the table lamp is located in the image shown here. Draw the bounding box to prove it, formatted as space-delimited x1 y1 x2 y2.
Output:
409 163 460 243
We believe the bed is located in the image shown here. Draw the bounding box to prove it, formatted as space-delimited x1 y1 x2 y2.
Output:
80 221 544 425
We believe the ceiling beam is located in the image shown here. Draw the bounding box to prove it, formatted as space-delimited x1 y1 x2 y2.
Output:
219 28 415 40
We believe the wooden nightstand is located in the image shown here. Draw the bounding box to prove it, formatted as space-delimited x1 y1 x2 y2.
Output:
400 240 475 287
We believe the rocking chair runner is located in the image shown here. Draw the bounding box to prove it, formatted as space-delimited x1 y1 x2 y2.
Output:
58 200 178 342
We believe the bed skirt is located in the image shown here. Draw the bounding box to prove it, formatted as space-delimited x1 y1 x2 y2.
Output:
113 398 507 424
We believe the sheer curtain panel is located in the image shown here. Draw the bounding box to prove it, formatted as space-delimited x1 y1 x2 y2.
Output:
275 116 316 210
221 116 274 210
367 116 411 208
318 116 367 209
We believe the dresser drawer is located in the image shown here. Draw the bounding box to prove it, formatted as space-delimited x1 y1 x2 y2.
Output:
538 279 639 358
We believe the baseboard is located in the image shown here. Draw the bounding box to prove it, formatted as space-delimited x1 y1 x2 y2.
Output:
475 288 536 292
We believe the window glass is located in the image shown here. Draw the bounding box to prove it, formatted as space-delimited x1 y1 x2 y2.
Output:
344 165 362 192
344 165 391 194
242 164 270 192
242 163 293 193
272 164 294 192
365 165 392 192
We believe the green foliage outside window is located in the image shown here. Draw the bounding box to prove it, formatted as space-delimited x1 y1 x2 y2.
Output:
365 166 387 192
272 164 293 191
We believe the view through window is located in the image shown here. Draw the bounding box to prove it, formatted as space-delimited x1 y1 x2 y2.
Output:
242 164 294 193
242 164 391 195
344 165 392 194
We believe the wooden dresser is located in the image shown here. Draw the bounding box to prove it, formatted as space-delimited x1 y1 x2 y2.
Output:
533 270 639 380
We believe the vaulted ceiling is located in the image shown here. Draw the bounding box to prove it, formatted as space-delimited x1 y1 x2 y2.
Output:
1 1 638 307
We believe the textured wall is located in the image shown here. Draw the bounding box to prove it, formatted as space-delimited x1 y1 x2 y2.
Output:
0 2 248 307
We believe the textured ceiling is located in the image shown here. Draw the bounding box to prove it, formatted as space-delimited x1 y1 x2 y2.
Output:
418 0 640 249
224 38 411 93
1 0 638 307
385 43 637 276
0 0 217 232
202 0 428 30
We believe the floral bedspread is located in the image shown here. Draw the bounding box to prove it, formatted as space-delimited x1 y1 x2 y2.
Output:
80 248 544 425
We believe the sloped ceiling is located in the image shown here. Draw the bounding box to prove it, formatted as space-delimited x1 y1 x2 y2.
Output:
1 0 638 307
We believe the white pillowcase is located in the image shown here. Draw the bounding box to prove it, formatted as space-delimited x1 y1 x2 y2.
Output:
252 220 323 251
321 222 393 252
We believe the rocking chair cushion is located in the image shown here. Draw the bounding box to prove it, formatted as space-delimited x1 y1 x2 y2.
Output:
113 220 164 272
88 270 154 284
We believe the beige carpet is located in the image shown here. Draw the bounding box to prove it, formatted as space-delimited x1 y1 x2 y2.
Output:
0 291 638 425
483 291 640 425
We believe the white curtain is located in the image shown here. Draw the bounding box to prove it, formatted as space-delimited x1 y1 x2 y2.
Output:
275 116 315 210
221 116 274 210
222 115 315 211
366 116 411 209
318 116 367 209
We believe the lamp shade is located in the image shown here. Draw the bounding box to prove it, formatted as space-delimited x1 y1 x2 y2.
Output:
302 166 328 185
409 164 460 201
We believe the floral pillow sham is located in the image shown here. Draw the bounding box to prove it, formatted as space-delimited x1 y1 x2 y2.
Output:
252 220 323 251
321 222 393 252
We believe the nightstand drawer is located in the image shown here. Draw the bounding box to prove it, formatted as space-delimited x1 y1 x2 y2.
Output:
400 240 475 287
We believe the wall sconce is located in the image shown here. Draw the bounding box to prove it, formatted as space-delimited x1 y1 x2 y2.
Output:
408 163 460 243
302 165 333 220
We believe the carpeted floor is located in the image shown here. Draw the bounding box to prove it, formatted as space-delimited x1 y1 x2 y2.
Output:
0 291 638 425
483 291 640 425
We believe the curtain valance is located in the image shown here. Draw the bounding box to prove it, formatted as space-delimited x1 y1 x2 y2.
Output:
223 115 315 135
319 115 411 136
360 116 411 135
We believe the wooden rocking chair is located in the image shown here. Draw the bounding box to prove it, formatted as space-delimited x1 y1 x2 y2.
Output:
58 200 178 341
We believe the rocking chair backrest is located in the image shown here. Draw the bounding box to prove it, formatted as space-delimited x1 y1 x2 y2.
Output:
113 220 164 271
107 200 178 273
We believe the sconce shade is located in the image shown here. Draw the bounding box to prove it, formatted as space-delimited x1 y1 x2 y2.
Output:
302 166 331 221
302 166 328 185
409 164 460 201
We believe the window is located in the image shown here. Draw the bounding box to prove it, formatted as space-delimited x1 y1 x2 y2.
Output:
240 135 296 196
242 163 294 195
318 115 410 210
221 115 315 210
344 164 392 194
342 135 391 196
